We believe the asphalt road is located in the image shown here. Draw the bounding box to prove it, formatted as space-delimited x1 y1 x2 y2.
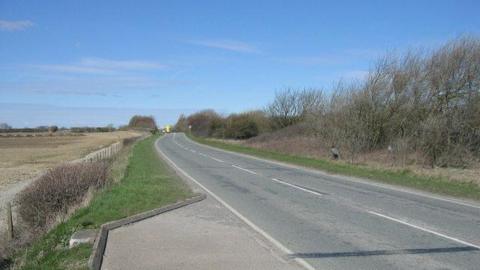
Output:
156 133 480 270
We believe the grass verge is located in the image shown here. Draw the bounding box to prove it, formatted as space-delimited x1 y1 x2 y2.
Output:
189 134 480 201
12 135 192 270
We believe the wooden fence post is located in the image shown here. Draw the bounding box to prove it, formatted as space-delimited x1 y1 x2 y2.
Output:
6 202 13 240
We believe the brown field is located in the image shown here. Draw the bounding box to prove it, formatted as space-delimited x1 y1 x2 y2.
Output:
0 131 142 189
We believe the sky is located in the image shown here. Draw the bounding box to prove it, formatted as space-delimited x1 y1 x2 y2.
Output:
1 0 479 128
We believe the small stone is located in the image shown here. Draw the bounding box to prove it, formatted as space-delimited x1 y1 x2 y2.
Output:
69 229 97 248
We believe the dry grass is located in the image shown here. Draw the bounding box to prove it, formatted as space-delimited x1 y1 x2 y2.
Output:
244 135 480 186
204 138 244 145
0 131 142 189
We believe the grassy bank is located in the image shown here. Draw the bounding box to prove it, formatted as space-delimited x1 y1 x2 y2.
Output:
13 135 192 270
189 135 480 201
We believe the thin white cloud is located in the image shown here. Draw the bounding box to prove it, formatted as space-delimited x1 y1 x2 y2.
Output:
190 39 260 53
0 20 33 31
29 57 166 74
29 64 114 74
0 75 192 95
80 57 166 70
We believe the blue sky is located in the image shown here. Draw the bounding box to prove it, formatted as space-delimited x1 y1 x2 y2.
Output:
1 0 479 128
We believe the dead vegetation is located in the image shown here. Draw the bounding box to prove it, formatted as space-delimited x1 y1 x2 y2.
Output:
17 162 109 232
244 132 480 185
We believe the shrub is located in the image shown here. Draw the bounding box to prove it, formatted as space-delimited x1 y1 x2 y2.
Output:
225 113 259 139
174 114 189 132
267 88 325 129
48 126 58 133
128 115 157 130
17 162 109 231
185 110 224 137
123 136 142 146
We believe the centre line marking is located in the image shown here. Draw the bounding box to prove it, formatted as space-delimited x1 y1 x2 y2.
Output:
232 165 258 175
368 211 480 249
208 156 225 163
271 178 323 197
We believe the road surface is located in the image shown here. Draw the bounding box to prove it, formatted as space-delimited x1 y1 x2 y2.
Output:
156 133 480 270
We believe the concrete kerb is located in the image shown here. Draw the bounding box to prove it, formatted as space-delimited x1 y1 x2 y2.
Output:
88 193 207 270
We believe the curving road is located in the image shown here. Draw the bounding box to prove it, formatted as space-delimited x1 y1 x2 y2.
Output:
156 133 480 270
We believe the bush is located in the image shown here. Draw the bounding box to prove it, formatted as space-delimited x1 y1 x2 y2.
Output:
48 126 58 133
185 110 224 137
174 114 189 132
17 162 109 231
128 115 157 130
224 112 269 139
123 136 142 146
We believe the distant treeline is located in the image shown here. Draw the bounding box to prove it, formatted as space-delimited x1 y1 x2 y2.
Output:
0 115 159 134
0 125 119 133
175 110 270 139
70 126 116 133
0 126 59 133
175 36 480 168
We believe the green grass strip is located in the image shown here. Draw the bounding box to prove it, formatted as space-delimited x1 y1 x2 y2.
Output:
189 135 480 201
16 135 192 270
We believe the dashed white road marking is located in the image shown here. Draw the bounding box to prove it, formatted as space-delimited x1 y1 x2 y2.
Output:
232 165 258 175
156 138 316 270
173 137 227 164
208 155 225 163
181 133 480 210
271 178 323 197
368 211 480 250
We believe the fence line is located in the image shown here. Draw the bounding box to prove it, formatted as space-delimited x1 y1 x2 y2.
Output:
74 141 123 163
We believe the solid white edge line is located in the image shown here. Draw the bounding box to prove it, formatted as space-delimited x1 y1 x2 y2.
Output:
156 137 315 270
179 133 480 210
368 211 480 250
232 164 258 175
272 178 323 197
